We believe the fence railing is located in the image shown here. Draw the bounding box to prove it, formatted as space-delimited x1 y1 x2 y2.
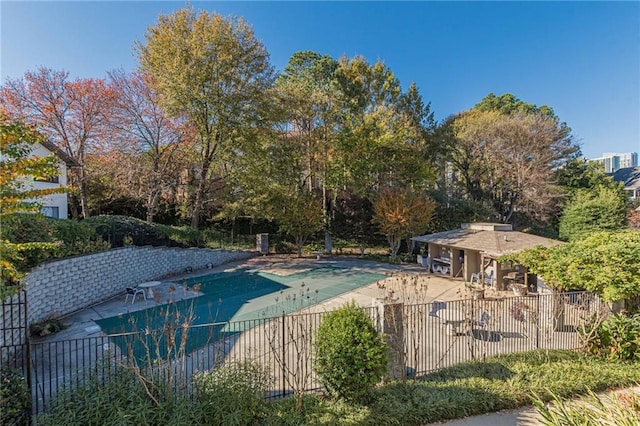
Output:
10 291 608 417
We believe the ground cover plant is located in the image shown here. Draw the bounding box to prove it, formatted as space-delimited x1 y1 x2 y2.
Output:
36 350 640 425
534 388 640 426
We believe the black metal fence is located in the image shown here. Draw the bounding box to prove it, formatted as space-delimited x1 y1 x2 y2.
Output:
4 291 608 418
0 289 29 375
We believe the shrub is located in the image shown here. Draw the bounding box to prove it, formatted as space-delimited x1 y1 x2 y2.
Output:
1 214 109 270
192 361 272 424
0 367 31 426
37 365 194 425
85 215 203 248
580 313 640 361
30 316 65 337
314 301 389 401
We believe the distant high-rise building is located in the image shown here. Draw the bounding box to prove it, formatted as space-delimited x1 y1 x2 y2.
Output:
589 152 638 173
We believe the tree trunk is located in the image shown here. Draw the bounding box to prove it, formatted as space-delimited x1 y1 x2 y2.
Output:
78 166 90 219
191 162 211 229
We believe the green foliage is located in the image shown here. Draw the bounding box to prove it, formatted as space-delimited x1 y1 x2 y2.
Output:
534 388 640 426
192 361 272 424
474 92 557 118
137 6 275 228
507 230 640 302
559 185 628 241
0 367 31 426
314 301 389 401
85 215 202 248
581 313 640 361
2 214 109 271
1 114 65 296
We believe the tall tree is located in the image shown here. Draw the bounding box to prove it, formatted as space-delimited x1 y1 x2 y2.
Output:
449 107 579 224
136 7 275 228
0 114 62 297
332 57 434 195
0 68 113 219
107 70 185 222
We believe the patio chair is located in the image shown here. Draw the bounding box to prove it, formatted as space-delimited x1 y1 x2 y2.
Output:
125 286 146 304
476 311 491 328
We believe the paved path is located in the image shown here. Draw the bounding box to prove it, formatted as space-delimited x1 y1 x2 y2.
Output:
428 406 540 425
429 386 640 425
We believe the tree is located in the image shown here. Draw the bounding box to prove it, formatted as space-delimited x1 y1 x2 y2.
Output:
506 230 640 302
107 70 185 222
332 192 378 256
136 7 275 228
332 57 434 195
272 192 324 257
449 108 579 224
373 188 436 258
0 68 113 219
559 186 628 241
0 114 62 297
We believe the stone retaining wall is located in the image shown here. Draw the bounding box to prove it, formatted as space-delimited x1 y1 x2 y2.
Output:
24 246 253 323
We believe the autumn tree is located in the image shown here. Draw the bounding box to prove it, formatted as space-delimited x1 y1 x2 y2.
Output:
107 69 185 222
136 7 275 228
448 106 579 225
373 188 436 259
0 68 113 219
0 114 63 297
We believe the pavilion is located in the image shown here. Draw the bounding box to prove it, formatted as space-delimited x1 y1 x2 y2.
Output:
412 223 562 291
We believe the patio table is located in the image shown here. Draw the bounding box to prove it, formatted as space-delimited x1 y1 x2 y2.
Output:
138 281 162 298
437 308 466 335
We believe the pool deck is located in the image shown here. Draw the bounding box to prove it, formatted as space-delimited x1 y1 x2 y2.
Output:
36 254 469 343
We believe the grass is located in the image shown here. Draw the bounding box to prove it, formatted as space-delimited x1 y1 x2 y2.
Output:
265 350 640 425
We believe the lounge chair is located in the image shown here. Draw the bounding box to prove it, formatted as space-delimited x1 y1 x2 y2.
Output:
125 286 146 304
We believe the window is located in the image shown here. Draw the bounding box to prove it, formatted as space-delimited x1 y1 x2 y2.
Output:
41 206 59 219
35 175 60 184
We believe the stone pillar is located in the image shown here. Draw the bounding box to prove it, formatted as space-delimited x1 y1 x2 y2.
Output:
374 299 405 379
256 233 269 255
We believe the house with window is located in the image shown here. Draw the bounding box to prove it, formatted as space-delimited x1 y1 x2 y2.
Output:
611 166 640 201
26 141 76 219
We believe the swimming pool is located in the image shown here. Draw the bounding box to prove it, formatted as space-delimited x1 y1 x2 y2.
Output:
96 266 386 338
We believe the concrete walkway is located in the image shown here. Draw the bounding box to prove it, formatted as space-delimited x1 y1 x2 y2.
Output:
429 406 541 425
429 386 640 425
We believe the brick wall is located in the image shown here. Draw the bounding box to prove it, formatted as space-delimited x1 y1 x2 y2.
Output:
23 246 252 324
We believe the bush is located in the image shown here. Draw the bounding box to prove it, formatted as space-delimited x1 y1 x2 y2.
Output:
0 367 31 426
314 301 389 401
30 316 65 337
1 214 109 270
192 361 272 424
581 313 640 361
84 215 203 248
37 365 194 426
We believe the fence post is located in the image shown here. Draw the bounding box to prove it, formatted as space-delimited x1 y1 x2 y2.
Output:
374 299 405 380
281 312 286 398
536 295 540 349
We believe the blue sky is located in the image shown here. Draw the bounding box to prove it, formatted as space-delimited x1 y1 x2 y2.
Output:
2 1 639 159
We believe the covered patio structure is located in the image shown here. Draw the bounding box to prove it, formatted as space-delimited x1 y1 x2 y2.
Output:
412 223 562 291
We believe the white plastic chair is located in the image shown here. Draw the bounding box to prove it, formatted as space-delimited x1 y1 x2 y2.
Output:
125 286 146 304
